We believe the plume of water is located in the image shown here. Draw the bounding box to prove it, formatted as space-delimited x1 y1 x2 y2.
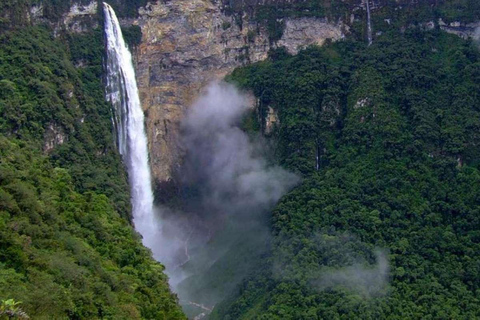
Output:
366 0 373 46
103 2 159 249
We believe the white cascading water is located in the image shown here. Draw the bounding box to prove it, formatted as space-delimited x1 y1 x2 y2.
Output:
366 0 373 46
103 2 159 250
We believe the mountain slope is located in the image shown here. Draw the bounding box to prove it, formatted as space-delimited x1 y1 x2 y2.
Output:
0 25 185 320
213 29 480 319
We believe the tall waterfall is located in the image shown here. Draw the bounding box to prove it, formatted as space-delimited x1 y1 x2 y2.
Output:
365 0 373 46
103 3 159 249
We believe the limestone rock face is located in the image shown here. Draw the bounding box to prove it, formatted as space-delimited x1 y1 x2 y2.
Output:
265 106 279 134
130 0 345 186
22 0 480 190
29 1 98 34
43 122 67 153
278 18 345 54
61 1 98 34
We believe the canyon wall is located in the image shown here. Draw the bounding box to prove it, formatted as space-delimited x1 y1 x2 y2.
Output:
25 0 480 190
129 0 346 188
130 1 480 189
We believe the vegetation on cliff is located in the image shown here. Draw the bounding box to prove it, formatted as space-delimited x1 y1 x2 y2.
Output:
0 0 148 31
214 29 480 319
2 1 480 319
0 26 185 319
223 0 480 43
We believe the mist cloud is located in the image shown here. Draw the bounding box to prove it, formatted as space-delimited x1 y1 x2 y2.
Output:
273 231 390 298
181 81 299 215
315 249 390 297
149 81 299 315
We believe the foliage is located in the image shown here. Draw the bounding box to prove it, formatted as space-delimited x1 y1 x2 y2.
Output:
0 26 185 319
0 137 184 319
216 29 480 319
223 0 480 41
0 0 148 31
101 0 149 18
0 26 131 218
0 299 29 319
121 25 143 49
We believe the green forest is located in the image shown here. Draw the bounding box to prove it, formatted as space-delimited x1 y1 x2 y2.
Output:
224 0 480 42
211 29 480 319
0 25 185 320
1 0 480 319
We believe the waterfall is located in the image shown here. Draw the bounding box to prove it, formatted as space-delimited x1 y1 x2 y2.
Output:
103 2 159 249
365 0 373 46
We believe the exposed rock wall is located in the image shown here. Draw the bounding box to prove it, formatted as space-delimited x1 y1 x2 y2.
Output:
438 19 480 40
29 1 99 34
61 1 99 33
43 122 67 153
26 0 480 190
129 0 346 186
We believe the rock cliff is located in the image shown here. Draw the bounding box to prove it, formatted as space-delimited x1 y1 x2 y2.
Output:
437 19 480 40
29 1 99 34
128 0 346 188
23 0 480 192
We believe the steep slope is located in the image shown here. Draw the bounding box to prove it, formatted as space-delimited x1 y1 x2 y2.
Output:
0 24 185 320
2 1 480 319
212 29 480 319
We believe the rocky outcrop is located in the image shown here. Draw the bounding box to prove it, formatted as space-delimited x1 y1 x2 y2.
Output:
278 18 345 54
265 106 279 134
438 19 480 40
43 122 67 153
60 2 99 34
29 1 98 35
129 0 346 186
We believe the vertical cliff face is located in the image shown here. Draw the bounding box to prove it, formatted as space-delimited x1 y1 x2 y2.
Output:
23 0 480 190
130 0 346 187
21 0 343 189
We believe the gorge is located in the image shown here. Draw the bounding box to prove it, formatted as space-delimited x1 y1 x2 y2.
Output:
103 4 299 317
2 0 480 319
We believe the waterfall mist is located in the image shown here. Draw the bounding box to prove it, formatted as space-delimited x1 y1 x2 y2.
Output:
151 82 299 315
103 4 298 315
365 0 373 46
103 3 159 250
315 250 389 297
